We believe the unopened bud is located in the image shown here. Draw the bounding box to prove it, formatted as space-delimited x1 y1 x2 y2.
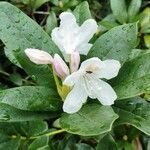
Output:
53 54 69 78
25 48 53 65
70 51 80 72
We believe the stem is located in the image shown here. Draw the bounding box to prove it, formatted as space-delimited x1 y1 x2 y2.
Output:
11 129 65 140
30 129 65 139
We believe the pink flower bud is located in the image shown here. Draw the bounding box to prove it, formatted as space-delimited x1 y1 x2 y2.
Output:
25 48 53 64
53 54 69 78
70 51 80 72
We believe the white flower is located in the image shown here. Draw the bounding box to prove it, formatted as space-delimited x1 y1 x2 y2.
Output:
63 57 121 114
51 12 98 61
53 54 70 79
25 48 53 64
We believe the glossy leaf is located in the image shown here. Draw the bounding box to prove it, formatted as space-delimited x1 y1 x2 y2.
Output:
114 97 150 136
0 2 60 87
88 23 137 64
112 52 150 99
0 86 62 111
0 103 56 122
60 103 118 136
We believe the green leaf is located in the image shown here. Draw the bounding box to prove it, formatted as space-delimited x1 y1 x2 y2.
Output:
112 52 150 99
96 134 117 150
0 2 60 87
0 103 56 122
128 0 142 22
0 133 20 150
73 1 92 25
28 136 49 150
14 49 56 88
45 11 57 35
110 0 127 24
114 97 150 136
0 86 62 111
31 0 50 10
144 35 150 48
88 23 137 64
16 120 48 137
60 103 118 136
75 143 95 150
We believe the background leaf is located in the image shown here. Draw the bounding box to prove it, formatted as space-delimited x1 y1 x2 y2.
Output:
110 0 127 24
73 1 92 25
128 0 142 22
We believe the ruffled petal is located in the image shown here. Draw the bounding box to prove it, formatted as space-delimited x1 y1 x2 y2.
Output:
63 83 88 114
95 79 117 105
63 71 81 86
51 12 79 54
80 57 102 71
76 19 98 47
96 59 121 79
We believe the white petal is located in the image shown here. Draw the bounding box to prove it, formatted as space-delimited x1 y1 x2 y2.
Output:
80 57 102 71
51 28 65 53
25 48 53 64
63 71 81 86
83 74 101 99
77 43 93 55
63 82 88 114
95 79 117 105
53 54 69 78
97 59 121 79
51 12 79 55
76 19 98 47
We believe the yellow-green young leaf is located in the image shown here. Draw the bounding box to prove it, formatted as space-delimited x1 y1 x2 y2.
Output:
73 1 92 25
0 86 62 111
111 52 150 99
88 23 137 64
114 97 150 136
60 103 118 136
110 0 127 24
128 0 142 22
144 35 150 48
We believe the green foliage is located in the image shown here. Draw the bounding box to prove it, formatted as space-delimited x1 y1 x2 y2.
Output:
0 0 150 149
88 23 137 64
60 103 118 136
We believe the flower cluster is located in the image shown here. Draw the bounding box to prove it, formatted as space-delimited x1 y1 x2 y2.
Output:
25 12 121 114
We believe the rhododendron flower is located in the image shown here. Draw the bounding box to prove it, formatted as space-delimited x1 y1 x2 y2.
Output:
51 12 98 61
25 48 53 64
63 57 121 114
